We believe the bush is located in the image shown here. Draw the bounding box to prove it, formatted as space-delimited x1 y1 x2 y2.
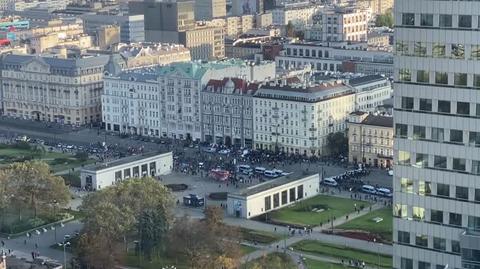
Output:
2 217 47 234
62 173 81 187
13 141 31 150
74 152 89 162
51 158 71 165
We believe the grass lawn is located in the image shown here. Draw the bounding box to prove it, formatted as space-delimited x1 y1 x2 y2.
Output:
337 207 392 242
239 227 284 244
125 253 187 269
292 240 392 268
244 252 296 269
268 195 371 227
240 244 258 255
304 258 352 269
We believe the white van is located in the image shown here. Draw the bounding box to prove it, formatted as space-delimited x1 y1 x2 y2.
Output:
264 170 277 178
376 188 392 197
361 185 377 194
322 177 338 186
272 169 284 176
238 165 251 172
255 167 266 174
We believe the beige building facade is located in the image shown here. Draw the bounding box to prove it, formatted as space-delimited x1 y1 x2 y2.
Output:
0 54 109 125
179 25 224 60
116 43 191 68
347 112 393 168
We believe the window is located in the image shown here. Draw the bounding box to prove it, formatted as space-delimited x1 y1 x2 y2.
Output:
273 193 280 208
456 186 468 200
457 102 470 115
413 207 425 220
439 14 452 27
468 216 480 230
419 99 432 111
472 161 480 175
401 97 414 109
433 237 446 251
401 178 414 193
414 42 427 56
417 71 430 83
477 104 480 117
430 209 443 223
394 204 408 218
449 213 462 226
431 128 444 141
297 185 303 199
396 41 409 55
452 44 465 59
469 132 480 146
264 196 271 211
451 240 460 254
399 69 412 82
472 45 480 60
289 188 296 202
413 126 426 139
435 72 448 84
475 188 480 201
396 124 408 137
419 262 431 269
438 100 451 113
420 14 433 26
453 158 466 171
415 153 428 168
398 231 410 244
432 44 446 57
433 156 447 169
398 151 411 165
281 190 288 205
474 75 480 88
437 183 449 196
450 129 463 143
402 13 415 26
416 234 428 247
401 258 413 269
458 15 472 28
454 73 467 86
419 181 432 196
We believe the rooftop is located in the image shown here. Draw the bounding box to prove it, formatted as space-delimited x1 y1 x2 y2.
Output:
232 173 318 197
0 54 110 71
361 114 393 128
348 75 386 87
82 151 171 172
204 77 259 95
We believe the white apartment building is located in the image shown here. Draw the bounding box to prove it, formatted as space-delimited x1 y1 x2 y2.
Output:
349 75 392 112
276 41 394 76
307 7 368 42
393 1 480 269
271 5 317 29
103 60 275 141
201 78 259 148
7 0 71 11
253 79 355 156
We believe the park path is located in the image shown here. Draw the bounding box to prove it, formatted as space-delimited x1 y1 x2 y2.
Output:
236 201 391 266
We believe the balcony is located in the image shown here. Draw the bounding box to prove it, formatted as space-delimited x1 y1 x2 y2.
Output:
460 229 480 268
309 127 317 131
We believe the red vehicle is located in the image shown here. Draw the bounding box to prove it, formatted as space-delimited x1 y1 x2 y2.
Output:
209 169 230 181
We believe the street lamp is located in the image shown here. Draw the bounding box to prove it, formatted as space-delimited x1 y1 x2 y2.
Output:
52 200 58 241
373 238 380 268
58 241 71 269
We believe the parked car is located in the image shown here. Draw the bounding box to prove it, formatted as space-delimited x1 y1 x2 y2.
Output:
322 177 338 187
264 170 277 178
361 185 377 194
376 187 393 197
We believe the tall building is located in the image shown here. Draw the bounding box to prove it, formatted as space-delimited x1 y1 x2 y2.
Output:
82 14 145 43
129 0 195 43
393 1 480 269
195 0 226 20
0 54 110 125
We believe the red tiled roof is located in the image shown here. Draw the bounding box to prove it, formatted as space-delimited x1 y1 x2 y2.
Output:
205 78 259 94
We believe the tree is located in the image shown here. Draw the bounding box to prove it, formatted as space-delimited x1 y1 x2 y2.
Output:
168 208 241 269
326 132 348 157
78 177 173 269
3 161 69 217
286 21 295 37
375 10 394 28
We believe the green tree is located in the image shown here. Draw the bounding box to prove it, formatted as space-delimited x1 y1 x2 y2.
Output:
4 161 69 217
326 132 348 156
375 10 394 27
78 177 173 269
286 21 294 37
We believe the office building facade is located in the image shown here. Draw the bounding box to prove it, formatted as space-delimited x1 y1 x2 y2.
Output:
393 1 480 268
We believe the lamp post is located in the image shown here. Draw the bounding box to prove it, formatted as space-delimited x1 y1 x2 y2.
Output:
59 241 71 269
373 238 380 268
52 200 58 241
